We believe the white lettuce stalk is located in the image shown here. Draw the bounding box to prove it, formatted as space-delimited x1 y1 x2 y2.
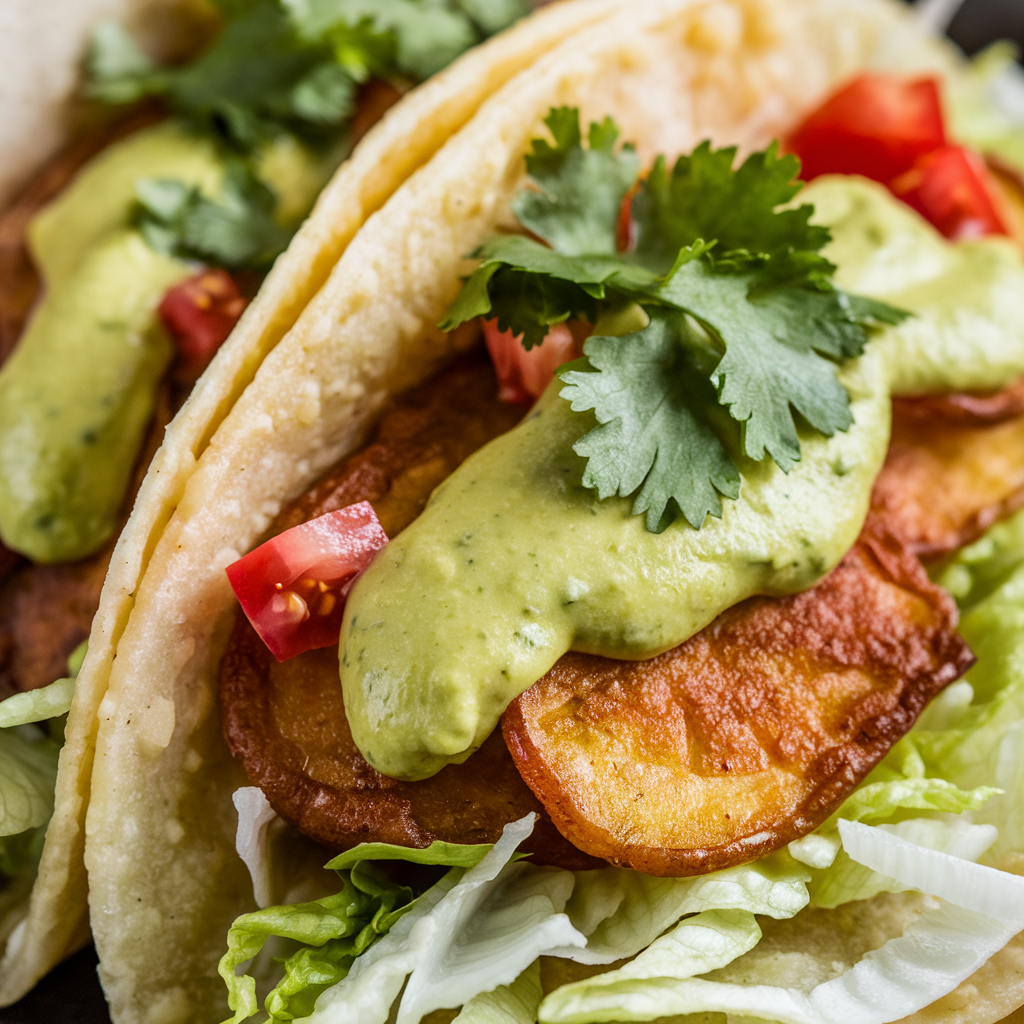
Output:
233 787 279 909
308 815 585 1024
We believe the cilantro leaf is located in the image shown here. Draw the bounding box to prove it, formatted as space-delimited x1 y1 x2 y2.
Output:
85 21 164 105
560 313 740 532
283 0 494 80
440 234 660 347
441 112 912 531
514 108 639 256
165 4 346 149
632 142 831 279
487 269 597 350
456 0 532 35
88 3 346 150
135 163 291 269
87 0 527 150
659 263 852 467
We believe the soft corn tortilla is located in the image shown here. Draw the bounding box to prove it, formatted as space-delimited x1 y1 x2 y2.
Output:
0 0 639 1005
77 0 1024 1021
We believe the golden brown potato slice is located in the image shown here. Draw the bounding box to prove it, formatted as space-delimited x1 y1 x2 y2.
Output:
872 400 1024 559
502 521 973 876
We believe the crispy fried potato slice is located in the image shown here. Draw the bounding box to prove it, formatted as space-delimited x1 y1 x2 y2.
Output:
502 522 973 876
872 400 1024 559
220 356 600 867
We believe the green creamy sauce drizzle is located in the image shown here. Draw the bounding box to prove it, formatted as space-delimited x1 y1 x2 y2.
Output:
0 125 221 562
342 177 1024 781
0 123 324 563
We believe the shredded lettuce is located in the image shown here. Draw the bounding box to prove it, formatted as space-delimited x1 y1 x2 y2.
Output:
0 728 58 840
306 815 584 1024
908 508 1024 860
0 680 74 730
453 962 543 1024
549 857 808 968
539 823 1024 1024
233 787 279 908
540 909 762 1023
220 831 497 1023
807 816 997 910
220 818 811 1022
0 643 85 883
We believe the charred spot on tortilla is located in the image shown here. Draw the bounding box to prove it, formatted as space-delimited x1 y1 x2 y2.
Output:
502 517 973 875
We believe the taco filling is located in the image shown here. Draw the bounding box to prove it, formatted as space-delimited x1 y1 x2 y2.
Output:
211 74 1024 1022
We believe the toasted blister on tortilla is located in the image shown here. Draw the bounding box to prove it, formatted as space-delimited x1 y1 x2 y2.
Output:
70 1 1024 1023
0 0 644 1006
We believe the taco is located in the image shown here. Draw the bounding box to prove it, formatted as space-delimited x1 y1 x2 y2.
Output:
0 0 647 1005
66 0 1024 1021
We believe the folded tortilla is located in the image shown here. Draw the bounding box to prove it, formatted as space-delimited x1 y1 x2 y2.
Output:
69 0 1024 1021
0 0 639 1005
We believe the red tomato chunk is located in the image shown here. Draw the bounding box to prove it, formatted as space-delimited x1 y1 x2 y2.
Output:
225 503 388 662
787 74 945 183
484 319 579 404
787 73 1008 242
158 269 247 382
891 145 1010 241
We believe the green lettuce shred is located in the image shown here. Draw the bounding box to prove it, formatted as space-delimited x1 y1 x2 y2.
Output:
219 838 495 1022
453 962 543 1024
0 641 85 885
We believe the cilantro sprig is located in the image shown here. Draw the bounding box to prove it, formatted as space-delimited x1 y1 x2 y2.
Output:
87 0 530 149
134 163 292 270
442 109 908 532
85 0 529 269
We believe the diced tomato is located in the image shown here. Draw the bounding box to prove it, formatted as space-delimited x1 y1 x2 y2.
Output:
483 320 580 404
787 74 946 183
158 269 248 383
225 503 388 662
890 146 1010 241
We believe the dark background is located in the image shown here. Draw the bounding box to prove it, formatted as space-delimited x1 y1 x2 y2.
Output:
2 0 1023 1022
